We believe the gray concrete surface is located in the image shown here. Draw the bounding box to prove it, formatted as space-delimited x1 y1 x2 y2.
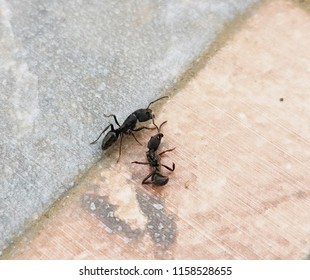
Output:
0 0 260 253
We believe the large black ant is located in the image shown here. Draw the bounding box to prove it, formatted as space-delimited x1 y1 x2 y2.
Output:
90 96 168 161
132 120 175 186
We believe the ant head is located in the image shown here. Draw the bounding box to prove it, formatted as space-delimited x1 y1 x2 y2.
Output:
147 132 163 151
134 108 153 122
135 96 168 123
144 109 153 120
153 173 169 186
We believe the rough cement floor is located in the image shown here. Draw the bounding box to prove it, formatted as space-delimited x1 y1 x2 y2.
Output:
1 0 310 259
0 0 261 253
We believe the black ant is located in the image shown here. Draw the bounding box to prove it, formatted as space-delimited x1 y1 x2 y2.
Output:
90 96 168 161
132 120 175 186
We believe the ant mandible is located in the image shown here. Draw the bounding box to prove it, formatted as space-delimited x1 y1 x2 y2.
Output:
132 120 175 186
90 96 168 162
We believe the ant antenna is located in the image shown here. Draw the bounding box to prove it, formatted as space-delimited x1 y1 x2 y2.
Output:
158 121 167 132
152 118 167 133
146 96 168 109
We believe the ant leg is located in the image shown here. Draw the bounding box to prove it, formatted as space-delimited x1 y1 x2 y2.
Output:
151 118 167 133
104 114 120 127
142 172 155 184
132 126 156 132
132 161 149 165
130 132 142 145
116 134 123 163
90 124 113 144
158 147 176 156
162 162 175 171
151 117 159 131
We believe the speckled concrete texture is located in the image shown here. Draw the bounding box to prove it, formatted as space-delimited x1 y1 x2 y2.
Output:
0 0 261 252
2 0 310 260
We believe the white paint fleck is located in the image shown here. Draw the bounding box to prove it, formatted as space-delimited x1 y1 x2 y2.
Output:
98 82 106 91
123 237 129 244
215 177 227 189
285 163 292 170
153 203 163 210
90 202 96 211
238 112 252 127
206 176 227 198
100 224 113 233
238 112 247 121
158 223 164 230
32 212 39 220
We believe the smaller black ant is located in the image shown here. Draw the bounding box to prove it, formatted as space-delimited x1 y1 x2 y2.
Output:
132 120 175 186
91 96 168 162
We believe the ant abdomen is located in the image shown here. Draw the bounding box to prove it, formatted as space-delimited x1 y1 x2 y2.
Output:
101 131 118 150
152 173 169 186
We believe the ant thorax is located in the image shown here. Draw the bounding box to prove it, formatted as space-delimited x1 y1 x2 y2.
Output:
120 114 138 131
146 150 160 167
